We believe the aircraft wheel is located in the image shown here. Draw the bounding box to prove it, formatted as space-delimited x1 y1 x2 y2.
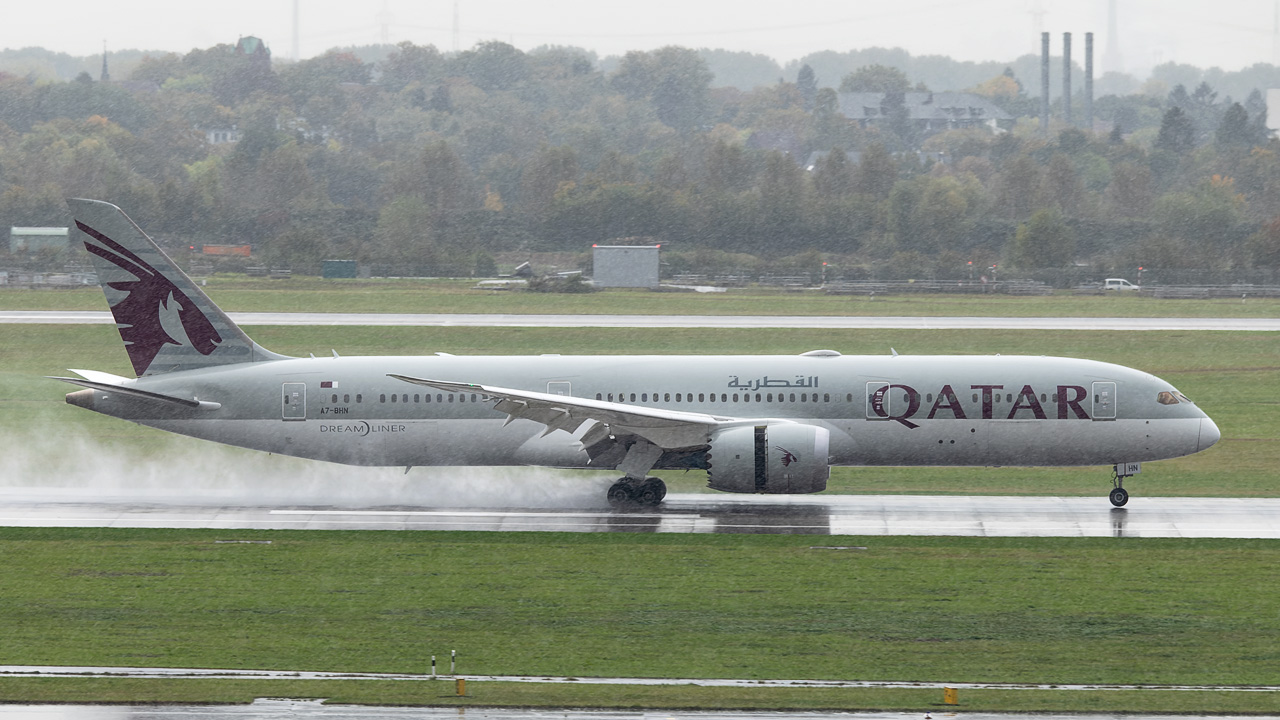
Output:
637 478 666 506
646 477 667 503
1109 487 1129 507
607 480 635 507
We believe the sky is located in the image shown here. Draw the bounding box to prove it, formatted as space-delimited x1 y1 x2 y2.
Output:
4 0 1280 77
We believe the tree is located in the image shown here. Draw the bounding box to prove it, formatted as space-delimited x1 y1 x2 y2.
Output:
1246 217 1280 267
854 142 897 200
796 64 817 111
1215 102 1252 148
839 64 912 93
1154 106 1195 155
610 47 713 133
813 148 854 198
1009 208 1075 269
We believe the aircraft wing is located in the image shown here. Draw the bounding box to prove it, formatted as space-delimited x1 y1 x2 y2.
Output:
389 374 735 449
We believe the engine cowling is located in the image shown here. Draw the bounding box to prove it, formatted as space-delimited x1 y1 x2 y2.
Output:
706 423 830 494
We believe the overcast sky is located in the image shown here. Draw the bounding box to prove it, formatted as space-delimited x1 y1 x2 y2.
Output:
5 0 1278 77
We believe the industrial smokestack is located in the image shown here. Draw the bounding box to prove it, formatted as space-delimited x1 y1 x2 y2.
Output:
1085 32 1094 132
1041 32 1050 136
1063 32 1073 127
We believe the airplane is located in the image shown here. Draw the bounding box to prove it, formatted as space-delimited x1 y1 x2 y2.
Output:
52 199 1220 508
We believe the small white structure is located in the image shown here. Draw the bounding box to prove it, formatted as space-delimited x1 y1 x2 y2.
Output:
9 226 69 253
592 244 660 289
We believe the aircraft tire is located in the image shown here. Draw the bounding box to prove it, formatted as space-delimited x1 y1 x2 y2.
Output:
1109 487 1129 507
607 481 635 507
637 478 666 506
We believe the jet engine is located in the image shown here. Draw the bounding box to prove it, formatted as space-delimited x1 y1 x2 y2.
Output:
706 423 830 494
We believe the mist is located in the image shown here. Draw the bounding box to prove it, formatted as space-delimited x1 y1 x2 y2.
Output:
0 426 616 510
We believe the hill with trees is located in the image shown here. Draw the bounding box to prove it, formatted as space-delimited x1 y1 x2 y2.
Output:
3 39 1280 283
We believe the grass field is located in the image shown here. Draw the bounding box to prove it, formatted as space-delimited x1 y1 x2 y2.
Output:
1 528 1279 712
5 276 1280 317
2 287 1279 712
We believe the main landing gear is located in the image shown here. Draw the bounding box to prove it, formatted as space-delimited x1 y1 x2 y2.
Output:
1109 464 1134 507
607 477 667 507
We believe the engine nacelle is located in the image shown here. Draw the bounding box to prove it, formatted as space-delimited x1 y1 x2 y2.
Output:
706 423 830 494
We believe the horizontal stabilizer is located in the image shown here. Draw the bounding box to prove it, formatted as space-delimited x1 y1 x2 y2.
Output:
49 375 221 410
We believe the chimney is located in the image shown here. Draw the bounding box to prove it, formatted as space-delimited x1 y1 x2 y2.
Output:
1040 32 1050 136
1085 32 1094 132
1063 32 1073 126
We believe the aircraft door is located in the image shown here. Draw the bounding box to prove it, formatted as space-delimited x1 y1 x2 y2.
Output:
282 382 307 420
548 381 572 396
1091 381 1116 420
865 382 891 420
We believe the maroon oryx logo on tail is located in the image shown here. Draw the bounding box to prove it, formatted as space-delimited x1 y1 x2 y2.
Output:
776 446 798 466
76 220 223 376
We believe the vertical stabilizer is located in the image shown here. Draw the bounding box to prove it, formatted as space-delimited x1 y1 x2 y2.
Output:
67 198 287 376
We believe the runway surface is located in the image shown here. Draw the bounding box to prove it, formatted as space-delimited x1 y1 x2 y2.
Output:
5 310 1280 331
2 493 1279 537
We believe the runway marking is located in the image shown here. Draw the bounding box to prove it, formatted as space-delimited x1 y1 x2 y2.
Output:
270 509 666 519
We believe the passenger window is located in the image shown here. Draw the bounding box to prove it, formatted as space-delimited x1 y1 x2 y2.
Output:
801 393 807 402
630 393 637 402
425 393 432 403
471 394 477 402
403 394 409 403
972 393 978 402
1157 391 1180 405
789 393 795 402
448 394 454 403
436 394 442 403
356 394 362 403
331 394 338 403
767 393 773 402
344 394 350 403
824 393 830 402
381 394 387 403
699 393 705 402
414 394 420 403
676 393 682 402
597 393 603 400
733 394 739 402
665 393 671 402
846 393 852 402
642 393 648 402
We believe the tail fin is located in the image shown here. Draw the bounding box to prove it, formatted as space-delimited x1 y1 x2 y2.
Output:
67 198 288 376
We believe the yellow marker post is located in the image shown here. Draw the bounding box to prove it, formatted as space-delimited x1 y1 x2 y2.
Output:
943 686 958 705
456 678 467 696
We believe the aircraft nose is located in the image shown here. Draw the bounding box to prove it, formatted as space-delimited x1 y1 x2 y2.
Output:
1198 417 1221 453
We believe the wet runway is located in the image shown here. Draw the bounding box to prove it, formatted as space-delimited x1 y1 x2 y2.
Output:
2 493 1279 537
4 310 1280 331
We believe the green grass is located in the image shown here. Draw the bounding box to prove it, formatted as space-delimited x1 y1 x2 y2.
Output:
1 529 1278 685
5 323 1277 497
6 276 1280 316
1 528 1280 712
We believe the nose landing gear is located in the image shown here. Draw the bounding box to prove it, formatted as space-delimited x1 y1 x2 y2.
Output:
1109 463 1139 507
607 477 667 507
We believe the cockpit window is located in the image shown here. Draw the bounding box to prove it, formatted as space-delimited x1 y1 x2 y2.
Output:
1157 391 1180 405
1175 391 1194 404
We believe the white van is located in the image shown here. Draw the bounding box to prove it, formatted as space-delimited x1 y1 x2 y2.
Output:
1103 278 1140 291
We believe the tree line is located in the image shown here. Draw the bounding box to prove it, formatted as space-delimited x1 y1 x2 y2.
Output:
3 39 1280 282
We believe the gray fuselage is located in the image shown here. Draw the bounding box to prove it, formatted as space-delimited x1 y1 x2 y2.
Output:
74 352 1218 473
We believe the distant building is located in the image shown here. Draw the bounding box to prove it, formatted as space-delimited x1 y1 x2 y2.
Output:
9 227 70 254
837 91 1014 134
204 126 243 145
593 244 660 289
